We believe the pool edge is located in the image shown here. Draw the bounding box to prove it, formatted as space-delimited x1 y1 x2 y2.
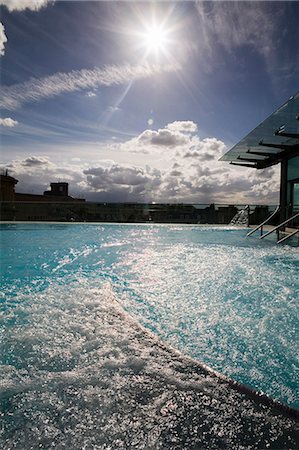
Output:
116 298 299 421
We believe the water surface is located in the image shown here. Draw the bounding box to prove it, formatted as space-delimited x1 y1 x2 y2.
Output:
1 223 298 409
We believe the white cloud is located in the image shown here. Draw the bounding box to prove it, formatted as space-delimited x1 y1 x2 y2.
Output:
137 128 189 147
166 121 198 134
0 22 7 57
122 125 277 203
5 156 161 203
122 121 198 152
21 156 53 167
0 0 52 12
81 163 161 202
114 122 279 204
182 138 226 161
107 106 121 113
4 156 84 196
248 166 280 199
84 165 150 188
0 117 18 127
122 122 226 162
86 91 97 98
0 62 180 110
169 169 183 177
3 128 280 205
7 156 53 171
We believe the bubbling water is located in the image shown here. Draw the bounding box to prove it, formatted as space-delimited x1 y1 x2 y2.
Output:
1 223 298 413
0 280 298 449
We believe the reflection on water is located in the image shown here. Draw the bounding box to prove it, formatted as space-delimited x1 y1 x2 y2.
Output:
0 223 298 448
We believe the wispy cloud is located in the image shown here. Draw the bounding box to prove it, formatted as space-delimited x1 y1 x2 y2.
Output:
0 0 53 12
0 22 7 56
193 2 294 93
0 117 18 127
195 2 278 59
0 62 180 110
107 106 121 113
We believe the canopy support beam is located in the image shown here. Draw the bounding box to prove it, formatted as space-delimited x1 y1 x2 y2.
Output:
279 159 288 225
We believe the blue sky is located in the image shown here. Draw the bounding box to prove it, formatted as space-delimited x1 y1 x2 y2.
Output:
0 0 298 203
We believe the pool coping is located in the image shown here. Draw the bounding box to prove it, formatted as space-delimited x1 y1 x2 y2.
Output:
128 310 299 422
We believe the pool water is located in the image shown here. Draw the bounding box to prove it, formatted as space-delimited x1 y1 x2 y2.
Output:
1 223 298 411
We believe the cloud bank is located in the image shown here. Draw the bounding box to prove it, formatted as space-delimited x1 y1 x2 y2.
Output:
0 63 180 110
4 121 280 204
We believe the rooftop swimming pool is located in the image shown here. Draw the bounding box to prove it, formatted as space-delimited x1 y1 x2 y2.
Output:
0 223 298 448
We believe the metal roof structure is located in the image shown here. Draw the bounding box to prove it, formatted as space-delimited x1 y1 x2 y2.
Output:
220 92 299 169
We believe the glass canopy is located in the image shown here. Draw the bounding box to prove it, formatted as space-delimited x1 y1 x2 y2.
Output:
220 92 299 169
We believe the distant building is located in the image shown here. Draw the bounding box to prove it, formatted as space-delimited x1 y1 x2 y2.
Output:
0 172 18 201
13 181 85 203
0 177 85 221
44 182 69 197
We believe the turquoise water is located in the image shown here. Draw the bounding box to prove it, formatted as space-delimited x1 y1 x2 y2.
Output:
1 223 298 411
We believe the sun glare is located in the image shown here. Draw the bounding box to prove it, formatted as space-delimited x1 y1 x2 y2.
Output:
143 26 168 53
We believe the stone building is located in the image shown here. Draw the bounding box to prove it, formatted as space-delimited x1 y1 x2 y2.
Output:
0 172 18 201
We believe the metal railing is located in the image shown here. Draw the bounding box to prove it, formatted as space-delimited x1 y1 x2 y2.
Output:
246 206 280 237
260 211 299 242
277 228 299 244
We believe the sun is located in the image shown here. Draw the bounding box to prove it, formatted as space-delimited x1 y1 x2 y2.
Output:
143 25 168 53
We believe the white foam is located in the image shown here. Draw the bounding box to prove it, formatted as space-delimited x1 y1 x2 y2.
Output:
0 280 297 449
1 224 298 448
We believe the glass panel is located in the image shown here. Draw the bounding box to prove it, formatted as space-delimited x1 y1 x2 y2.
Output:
293 183 299 211
220 92 299 165
287 155 299 181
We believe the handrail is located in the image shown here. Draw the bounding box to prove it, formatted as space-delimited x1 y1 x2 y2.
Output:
260 211 299 240
246 206 280 237
277 228 299 244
